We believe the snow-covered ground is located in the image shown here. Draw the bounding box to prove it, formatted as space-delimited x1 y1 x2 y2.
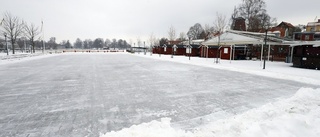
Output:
0 52 319 137
133 52 320 86
102 87 320 137
101 53 320 137
0 52 60 65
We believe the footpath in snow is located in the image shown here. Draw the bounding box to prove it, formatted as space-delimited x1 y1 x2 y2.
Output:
101 53 320 137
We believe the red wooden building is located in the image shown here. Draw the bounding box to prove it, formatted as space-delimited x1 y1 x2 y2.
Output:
153 44 200 57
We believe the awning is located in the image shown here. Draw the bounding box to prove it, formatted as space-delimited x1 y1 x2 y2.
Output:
202 32 263 46
286 41 320 47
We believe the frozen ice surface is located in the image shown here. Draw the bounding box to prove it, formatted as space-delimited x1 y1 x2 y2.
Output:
0 53 319 136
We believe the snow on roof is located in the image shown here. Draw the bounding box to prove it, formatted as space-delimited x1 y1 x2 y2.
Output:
202 31 264 46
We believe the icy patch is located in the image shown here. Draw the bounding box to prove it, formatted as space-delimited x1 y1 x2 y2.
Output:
101 88 320 137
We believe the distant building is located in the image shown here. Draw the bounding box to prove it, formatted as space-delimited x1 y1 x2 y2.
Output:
306 19 320 32
267 21 295 38
293 32 320 41
231 17 246 31
167 40 182 45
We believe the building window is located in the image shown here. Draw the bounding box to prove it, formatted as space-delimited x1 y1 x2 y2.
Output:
278 47 283 53
294 33 301 40
224 48 228 54
314 34 320 40
305 35 310 40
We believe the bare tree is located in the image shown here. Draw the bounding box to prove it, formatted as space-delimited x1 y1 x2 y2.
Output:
178 32 186 41
47 37 58 49
204 24 215 39
232 0 276 32
213 12 227 35
73 38 83 49
168 25 176 41
213 12 227 63
1 12 25 54
136 37 141 47
105 38 111 48
24 22 41 53
241 0 266 31
187 23 204 39
149 32 156 49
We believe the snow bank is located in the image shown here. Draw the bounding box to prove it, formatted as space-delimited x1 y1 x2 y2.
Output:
101 88 320 137
133 54 320 86
0 53 59 65
101 118 193 137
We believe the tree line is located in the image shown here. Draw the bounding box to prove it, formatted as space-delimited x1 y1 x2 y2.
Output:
0 12 131 54
159 0 301 45
73 38 130 50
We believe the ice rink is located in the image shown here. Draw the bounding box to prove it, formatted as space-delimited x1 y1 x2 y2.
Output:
0 53 318 136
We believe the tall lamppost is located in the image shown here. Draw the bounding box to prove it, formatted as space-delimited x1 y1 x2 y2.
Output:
188 37 191 60
41 21 45 54
171 45 174 58
150 44 153 56
144 41 146 55
4 32 9 55
263 29 267 69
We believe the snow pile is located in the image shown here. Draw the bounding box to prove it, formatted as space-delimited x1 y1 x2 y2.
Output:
100 118 193 137
0 52 59 65
101 88 320 137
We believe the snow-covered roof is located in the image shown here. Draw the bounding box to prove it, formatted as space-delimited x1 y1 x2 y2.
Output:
287 41 320 47
202 31 264 46
181 39 205 45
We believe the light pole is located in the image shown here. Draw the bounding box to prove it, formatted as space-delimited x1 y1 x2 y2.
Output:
171 45 173 58
41 21 45 54
4 33 9 55
144 41 146 55
188 37 191 60
263 29 267 69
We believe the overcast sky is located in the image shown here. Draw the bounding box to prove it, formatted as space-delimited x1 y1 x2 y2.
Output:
1 0 319 44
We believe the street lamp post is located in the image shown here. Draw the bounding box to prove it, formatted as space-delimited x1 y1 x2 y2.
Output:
4 33 9 55
263 29 267 69
171 45 173 58
188 38 191 60
159 46 161 57
144 41 146 55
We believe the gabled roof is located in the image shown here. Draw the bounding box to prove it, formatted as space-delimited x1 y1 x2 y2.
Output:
277 21 294 28
202 31 263 46
202 30 295 46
